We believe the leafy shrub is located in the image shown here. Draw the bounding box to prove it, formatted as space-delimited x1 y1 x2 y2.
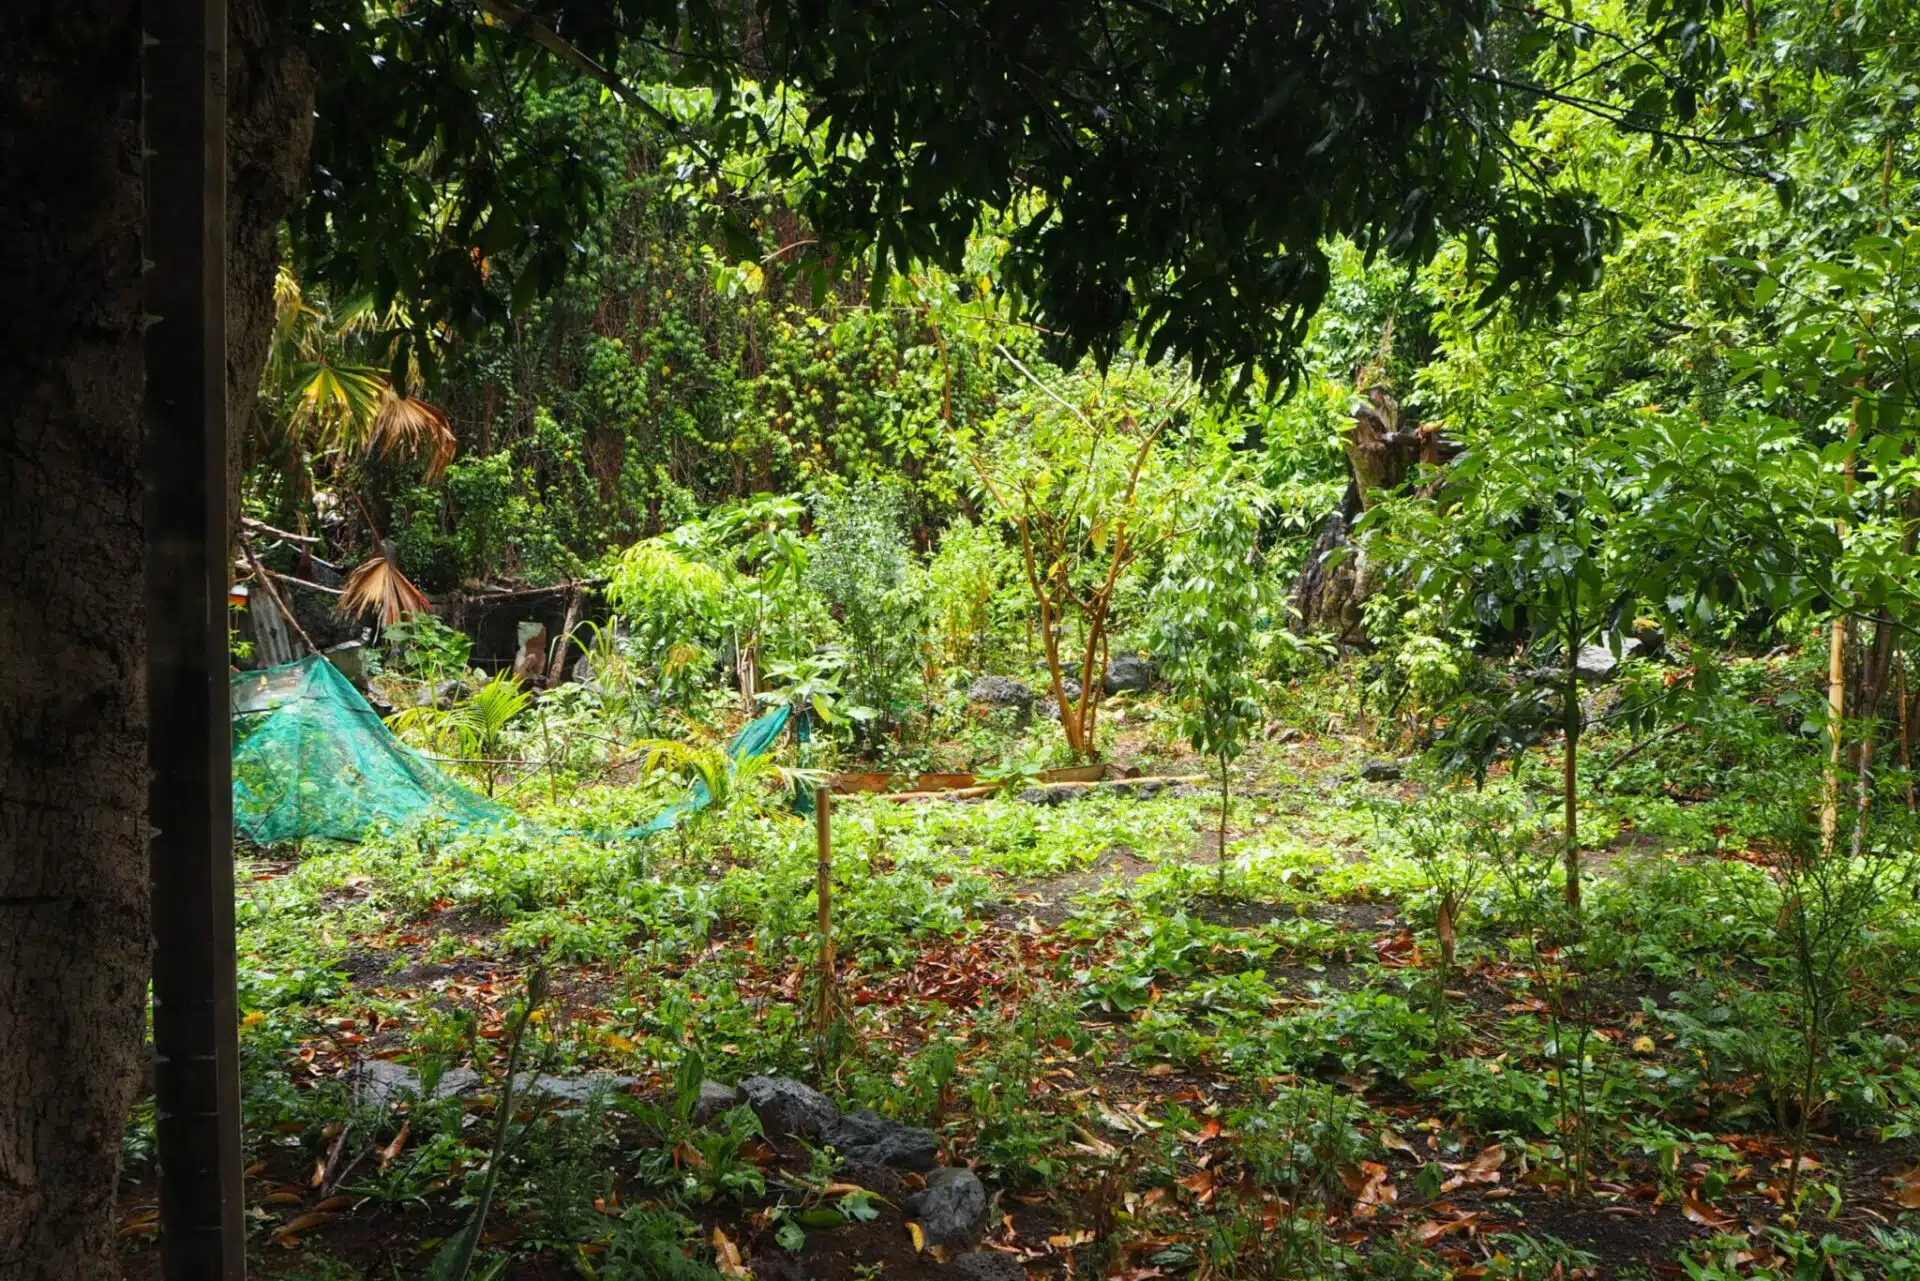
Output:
806 483 926 729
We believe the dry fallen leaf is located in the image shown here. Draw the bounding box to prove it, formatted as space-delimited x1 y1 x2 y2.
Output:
907 1221 927 1252
1176 1168 1215 1202
821 1181 871 1198
1379 1128 1418 1155
1440 1144 1507 1193
1413 1213 1481 1245
1890 1165 1920 1209
379 1120 410 1169
1681 1194 1736 1228
711 1226 749 1277
117 1210 159 1238
1344 1161 1397 1219
273 1211 334 1242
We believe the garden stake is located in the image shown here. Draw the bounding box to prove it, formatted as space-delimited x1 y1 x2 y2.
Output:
814 785 837 1042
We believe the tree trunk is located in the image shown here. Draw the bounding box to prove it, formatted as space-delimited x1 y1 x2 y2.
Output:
225 0 315 508
0 3 310 1274
1291 387 1442 642
0 7 152 1277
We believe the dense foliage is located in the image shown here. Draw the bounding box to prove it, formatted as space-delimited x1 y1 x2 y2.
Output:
198 1 1920 1277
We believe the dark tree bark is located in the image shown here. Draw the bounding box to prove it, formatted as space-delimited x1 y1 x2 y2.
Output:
1 2 310 1274
0 5 152 1277
1291 386 1444 643
226 0 315 508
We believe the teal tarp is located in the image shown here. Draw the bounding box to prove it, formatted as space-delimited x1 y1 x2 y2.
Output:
628 703 793 835
231 655 514 844
232 655 798 844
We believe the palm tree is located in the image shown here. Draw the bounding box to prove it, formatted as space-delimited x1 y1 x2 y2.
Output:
389 672 532 796
248 266 456 548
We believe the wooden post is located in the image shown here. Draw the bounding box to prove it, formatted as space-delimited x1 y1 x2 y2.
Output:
144 0 247 1274
1822 615 1849 853
1822 399 1861 854
1563 606 1582 911
814 785 834 1032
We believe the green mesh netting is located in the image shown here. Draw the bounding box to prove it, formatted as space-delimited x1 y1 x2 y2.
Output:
232 655 801 845
231 655 514 844
633 702 797 835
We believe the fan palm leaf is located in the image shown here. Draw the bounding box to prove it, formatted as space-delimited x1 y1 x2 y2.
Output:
372 392 457 483
287 359 388 445
340 554 432 627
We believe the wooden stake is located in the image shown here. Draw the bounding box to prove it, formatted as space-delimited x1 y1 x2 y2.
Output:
240 532 319 656
1822 616 1849 853
1899 657 1914 811
814 786 835 1032
1563 606 1582 911
1822 400 1861 854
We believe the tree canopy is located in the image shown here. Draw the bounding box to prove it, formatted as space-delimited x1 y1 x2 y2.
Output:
293 0 1746 388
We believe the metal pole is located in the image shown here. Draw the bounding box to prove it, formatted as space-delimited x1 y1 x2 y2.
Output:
144 0 247 1273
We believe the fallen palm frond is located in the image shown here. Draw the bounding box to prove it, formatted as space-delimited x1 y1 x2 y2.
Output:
340 553 432 627
372 392 457 482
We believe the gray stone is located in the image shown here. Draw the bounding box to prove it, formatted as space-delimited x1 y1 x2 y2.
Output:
352 1059 420 1110
515 1071 638 1104
1102 654 1155 696
351 1059 481 1110
739 1075 839 1139
1574 637 1644 683
824 1108 939 1171
948 1252 1027 1281
1358 760 1402 782
1272 726 1304 744
431 1066 483 1099
1034 677 1082 716
692 1079 743 1124
968 676 1035 711
905 1166 988 1248
1146 1243 1197 1272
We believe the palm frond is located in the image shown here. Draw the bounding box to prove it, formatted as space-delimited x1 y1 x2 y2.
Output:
461 674 531 740
270 265 316 354
372 392 457 482
289 359 388 445
341 555 432 627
